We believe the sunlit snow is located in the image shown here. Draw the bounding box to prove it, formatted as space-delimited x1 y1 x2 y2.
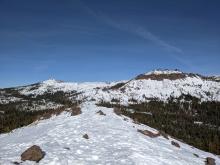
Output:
0 102 219 165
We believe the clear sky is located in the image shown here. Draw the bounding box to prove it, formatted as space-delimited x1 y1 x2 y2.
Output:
0 0 220 87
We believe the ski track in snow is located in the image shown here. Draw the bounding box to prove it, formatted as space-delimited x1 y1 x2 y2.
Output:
0 102 219 165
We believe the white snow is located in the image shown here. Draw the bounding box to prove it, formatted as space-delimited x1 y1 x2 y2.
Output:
81 76 220 104
0 96 22 104
1 71 220 164
214 76 220 81
20 79 114 96
0 102 219 165
144 69 183 75
18 71 220 105
194 121 203 125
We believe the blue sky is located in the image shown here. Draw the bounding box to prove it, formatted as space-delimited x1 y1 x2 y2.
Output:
0 0 220 87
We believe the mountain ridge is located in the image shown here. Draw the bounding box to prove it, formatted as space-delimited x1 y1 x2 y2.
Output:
1 69 220 105
0 69 220 164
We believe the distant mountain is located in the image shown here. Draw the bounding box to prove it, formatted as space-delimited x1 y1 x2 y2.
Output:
1 69 219 105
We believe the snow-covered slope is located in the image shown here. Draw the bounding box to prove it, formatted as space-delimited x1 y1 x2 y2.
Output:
93 76 220 104
19 79 113 96
144 69 183 75
0 102 219 165
9 70 219 106
90 71 220 103
1 70 220 164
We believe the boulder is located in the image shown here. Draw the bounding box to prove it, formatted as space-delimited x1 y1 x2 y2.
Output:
83 134 89 139
193 153 199 158
21 145 45 162
96 110 106 116
205 157 216 165
171 141 180 148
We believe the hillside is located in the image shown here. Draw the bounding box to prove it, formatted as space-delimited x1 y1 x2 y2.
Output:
0 69 220 164
0 102 219 165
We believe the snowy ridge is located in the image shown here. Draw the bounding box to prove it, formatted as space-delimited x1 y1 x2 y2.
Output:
0 102 219 165
144 69 183 75
17 70 220 104
20 79 114 96
89 76 220 104
1 70 220 164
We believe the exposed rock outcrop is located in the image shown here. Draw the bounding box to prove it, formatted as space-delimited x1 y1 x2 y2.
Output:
21 145 45 162
171 141 180 148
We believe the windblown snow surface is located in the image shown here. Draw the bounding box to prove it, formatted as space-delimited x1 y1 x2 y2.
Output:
0 102 219 165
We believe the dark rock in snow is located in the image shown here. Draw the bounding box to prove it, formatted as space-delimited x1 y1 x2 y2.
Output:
205 157 216 165
83 134 89 139
21 145 45 162
171 141 180 148
96 110 106 116
193 153 199 158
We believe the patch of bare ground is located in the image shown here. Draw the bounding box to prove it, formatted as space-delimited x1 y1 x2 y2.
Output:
135 73 188 81
71 106 81 116
138 129 170 139
137 129 160 138
133 118 140 125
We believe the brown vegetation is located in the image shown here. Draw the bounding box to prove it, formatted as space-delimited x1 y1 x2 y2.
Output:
71 107 81 116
